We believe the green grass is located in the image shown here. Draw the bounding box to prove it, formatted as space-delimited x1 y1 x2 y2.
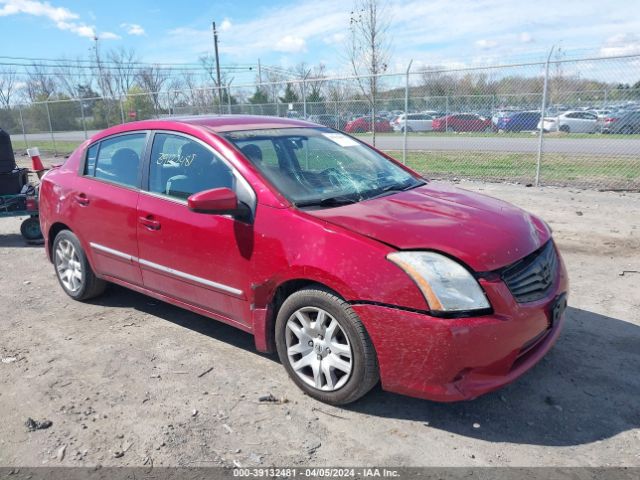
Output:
11 140 81 156
353 131 640 140
386 150 640 188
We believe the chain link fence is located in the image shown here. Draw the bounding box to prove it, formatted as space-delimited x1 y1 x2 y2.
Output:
3 54 640 190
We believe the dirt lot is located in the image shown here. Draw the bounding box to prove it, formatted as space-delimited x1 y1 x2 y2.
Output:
1 169 639 467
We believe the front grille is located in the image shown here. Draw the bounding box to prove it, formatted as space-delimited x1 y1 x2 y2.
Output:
501 241 558 303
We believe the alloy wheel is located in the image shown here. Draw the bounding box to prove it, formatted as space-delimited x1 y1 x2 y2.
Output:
285 307 353 391
55 239 83 292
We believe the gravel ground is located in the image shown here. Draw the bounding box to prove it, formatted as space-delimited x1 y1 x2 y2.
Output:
1 168 639 467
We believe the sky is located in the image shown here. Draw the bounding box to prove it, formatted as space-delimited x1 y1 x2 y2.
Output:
1 0 640 84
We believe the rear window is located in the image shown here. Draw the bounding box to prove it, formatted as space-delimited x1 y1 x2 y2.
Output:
84 133 147 188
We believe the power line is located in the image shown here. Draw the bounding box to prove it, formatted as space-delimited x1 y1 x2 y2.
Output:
0 54 257 69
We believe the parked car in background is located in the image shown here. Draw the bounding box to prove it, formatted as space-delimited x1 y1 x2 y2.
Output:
308 115 347 131
604 111 640 134
432 114 493 132
598 113 622 133
344 116 392 133
538 111 598 133
492 109 519 125
495 111 541 132
39 115 568 405
390 113 434 132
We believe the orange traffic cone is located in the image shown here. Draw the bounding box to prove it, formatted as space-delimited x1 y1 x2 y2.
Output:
27 147 46 179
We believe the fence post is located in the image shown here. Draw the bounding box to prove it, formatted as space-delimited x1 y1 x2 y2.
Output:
445 95 449 131
302 75 308 119
45 101 58 156
403 60 413 165
79 100 88 140
535 46 554 187
18 105 28 149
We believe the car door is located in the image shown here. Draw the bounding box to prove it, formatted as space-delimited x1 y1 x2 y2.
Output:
582 112 597 132
71 132 148 285
136 131 255 327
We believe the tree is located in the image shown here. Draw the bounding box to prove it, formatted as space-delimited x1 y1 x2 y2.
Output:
137 66 169 113
25 63 56 101
248 88 269 105
108 47 140 97
55 58 92 99
122 85 155 121
279 83 299 104
0 68 17 107
346 0 391 145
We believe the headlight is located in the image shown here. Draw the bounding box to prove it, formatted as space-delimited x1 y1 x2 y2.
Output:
387 251 490 314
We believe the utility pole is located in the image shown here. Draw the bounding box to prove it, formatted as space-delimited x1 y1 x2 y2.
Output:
212 22 223 108
257 58 263 84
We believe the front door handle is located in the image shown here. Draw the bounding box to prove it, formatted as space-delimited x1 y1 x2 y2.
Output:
73 193 90 206
138 215 161 231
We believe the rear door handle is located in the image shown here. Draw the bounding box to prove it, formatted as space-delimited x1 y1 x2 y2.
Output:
138 215 161 230
73 193 90 206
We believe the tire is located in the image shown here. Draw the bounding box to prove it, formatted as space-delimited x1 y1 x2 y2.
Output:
559 124 570 133
621 125 634 135
445 127 455 133
275 287 379 405
402 126 413 133
53 230 106 301
484 126 493 133
20 216 43 242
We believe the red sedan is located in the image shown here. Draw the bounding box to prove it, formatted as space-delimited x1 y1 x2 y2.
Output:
344 116 392 133
39 115 568 405
432 113 493 132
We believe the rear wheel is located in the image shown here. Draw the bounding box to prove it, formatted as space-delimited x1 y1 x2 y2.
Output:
275 287 379 405
621 125 634 135
559 124 571 133
53 230 106 301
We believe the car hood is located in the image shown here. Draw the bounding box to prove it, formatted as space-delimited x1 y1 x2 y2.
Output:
307 182 551 272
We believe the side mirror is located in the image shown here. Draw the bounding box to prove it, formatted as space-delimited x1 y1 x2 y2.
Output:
188 188 239 215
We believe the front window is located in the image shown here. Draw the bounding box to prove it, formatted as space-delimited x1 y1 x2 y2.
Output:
148 133 235 200
223 127 424 208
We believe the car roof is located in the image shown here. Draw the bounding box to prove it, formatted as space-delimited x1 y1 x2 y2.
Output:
103 115 319 136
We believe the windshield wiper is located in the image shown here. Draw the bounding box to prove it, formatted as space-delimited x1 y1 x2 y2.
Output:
294 195 361 208
367 179 426 200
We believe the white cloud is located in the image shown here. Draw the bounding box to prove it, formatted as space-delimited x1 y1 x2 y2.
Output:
100 31 121 40
520 32 534 43
323 32 345 45
275 35 306 53
599 33 640 57
0 0 96 38
164 1 346 58
475 39 498 49
220 18 232 32
121 22 145 36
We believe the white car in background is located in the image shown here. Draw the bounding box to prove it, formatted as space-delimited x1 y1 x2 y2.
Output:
391 113 434 132
538 110 598 133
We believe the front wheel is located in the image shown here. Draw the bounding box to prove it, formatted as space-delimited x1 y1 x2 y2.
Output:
275 287 379 405
53 230 106 301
